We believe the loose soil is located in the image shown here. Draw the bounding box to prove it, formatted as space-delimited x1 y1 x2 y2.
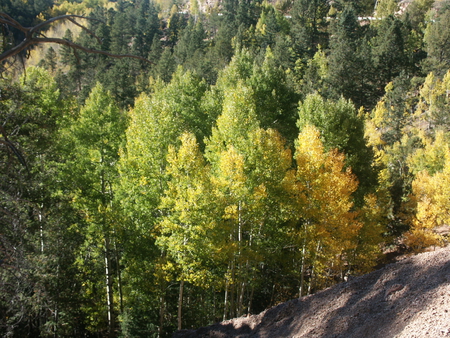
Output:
174 245 450 338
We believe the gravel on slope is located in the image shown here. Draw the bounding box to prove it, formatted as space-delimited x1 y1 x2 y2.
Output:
174 245 450 338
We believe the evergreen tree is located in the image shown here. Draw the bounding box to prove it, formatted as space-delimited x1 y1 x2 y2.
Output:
174 18 206 66
290 0 329 59
0 68 85 336
58 29 84 94
423 7 450 76
153 47 177 83
38 46 58 74
327 5 374 107
371 16 412 95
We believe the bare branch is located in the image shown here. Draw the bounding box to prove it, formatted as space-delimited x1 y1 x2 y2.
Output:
29 14 102 35
0 38 34 63
0 12 28 33
0 12 154 65
66 17 102 45
0 37 154 64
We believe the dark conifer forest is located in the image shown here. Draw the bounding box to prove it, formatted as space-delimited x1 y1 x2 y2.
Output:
1 0 450 336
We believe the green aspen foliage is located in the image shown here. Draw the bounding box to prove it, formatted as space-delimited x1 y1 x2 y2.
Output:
119 67 209 229
415 70 450 131
60 82 126 335
157 132 221 285
297 93 377 202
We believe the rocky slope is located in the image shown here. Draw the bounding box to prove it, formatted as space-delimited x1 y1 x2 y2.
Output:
174 245 450 338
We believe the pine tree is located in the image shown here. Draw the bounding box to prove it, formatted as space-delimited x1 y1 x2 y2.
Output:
327 5 374 107
424 7 450 76
290 0 329 59
0 67 86 336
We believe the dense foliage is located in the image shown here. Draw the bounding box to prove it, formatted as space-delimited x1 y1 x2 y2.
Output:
2 0 450 336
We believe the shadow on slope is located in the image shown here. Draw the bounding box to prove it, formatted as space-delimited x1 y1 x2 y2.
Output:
174 247 450 338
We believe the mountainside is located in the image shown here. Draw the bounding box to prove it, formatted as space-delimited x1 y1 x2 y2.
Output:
174 245 450 338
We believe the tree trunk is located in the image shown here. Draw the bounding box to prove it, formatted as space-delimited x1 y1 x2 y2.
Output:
299 237 307 298
159 292 165 338
113 235 123 314
178 280 185 330
308 241 322 295
247 285 254 315
223 274 229 321
104 235 115 338
101 168 115 338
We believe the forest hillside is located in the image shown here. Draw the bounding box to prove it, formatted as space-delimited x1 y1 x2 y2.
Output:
2 0 450 336
174 245 450 338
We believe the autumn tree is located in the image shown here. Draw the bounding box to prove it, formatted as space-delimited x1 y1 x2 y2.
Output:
404 71 450 252
156 132 222 330
414 70 450 131
365 75 420 238
284 125 361 294
117 67 210 335
204 82 294 318
405 133 450 252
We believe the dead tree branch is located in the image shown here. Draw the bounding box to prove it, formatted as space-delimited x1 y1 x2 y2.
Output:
0 12 154 64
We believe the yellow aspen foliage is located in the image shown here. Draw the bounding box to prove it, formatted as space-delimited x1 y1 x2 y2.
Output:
285 125 361 285
408 130 449 175
405 144 450 252
216 145 246 196
157 132 222 287
352 193 386 273
365 99 390 169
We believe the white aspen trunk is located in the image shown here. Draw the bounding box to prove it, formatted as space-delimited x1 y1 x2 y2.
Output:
114 238 123 314
299 238 307 298
247 285 254 315
230 259 236 319
308 241 322 295
223 277 229 321
101 166 115 338
159 293 165 338
38 204 44 253
238 201 242 250
104 235 115 338
236 201 243 317
178 280 185 330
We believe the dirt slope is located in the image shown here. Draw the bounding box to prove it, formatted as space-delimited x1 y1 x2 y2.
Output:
174 245 450 338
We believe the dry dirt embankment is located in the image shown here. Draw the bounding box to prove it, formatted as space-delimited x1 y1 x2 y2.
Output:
174 245 450 338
